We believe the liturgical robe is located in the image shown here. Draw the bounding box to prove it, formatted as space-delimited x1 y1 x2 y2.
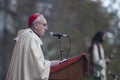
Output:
6 28 50 80
92 43 106 80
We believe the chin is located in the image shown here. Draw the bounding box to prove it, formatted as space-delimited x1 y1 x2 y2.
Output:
41 34 45 37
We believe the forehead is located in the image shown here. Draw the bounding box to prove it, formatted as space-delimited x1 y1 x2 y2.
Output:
40 15 47 23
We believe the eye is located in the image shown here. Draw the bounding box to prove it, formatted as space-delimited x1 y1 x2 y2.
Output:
37 22 47 27
43 24 47 26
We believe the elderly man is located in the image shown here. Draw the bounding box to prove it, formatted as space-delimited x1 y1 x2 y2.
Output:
6 13 60 80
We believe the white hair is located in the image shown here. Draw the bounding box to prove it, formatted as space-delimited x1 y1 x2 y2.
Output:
33 14 44 24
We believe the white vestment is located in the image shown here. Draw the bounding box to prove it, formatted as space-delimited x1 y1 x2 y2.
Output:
6 28 50 80
93 43 106 80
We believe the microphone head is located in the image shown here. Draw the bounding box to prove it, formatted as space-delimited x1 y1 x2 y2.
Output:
49 32 54 36
109 54 114 59
49 32 68 37
108 70 112 74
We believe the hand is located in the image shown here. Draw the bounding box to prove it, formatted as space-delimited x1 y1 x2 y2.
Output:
50 60 61 67
106 57 111 65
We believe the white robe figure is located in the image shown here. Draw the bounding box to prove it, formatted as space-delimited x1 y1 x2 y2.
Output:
6 28 50 80
93 43 106 80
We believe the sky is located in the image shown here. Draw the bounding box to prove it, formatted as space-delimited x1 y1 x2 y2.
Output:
101 0 120 17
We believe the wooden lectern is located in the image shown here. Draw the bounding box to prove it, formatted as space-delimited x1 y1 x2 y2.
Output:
49 53 88 80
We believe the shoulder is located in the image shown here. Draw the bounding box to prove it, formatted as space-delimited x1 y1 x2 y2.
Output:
26 28 43 45
17 28 43 45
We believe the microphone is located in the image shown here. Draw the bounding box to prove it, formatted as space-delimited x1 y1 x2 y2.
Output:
108 54 114 59
108 71 119 80
49 32 68 38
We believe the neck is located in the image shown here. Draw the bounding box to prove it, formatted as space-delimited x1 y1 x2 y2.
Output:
30 28 40 37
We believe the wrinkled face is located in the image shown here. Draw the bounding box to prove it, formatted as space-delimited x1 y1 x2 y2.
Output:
33 15 48 37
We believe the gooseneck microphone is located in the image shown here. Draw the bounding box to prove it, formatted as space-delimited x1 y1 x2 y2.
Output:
49 31 71 60
108 71 119 80
49 32 68 38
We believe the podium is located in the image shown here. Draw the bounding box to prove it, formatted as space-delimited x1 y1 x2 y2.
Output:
49 53 88 80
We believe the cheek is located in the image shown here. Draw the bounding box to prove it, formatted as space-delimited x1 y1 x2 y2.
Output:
41 27 45 32
39 27 45 33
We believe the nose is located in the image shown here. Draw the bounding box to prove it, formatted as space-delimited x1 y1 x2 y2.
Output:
45 26 48 31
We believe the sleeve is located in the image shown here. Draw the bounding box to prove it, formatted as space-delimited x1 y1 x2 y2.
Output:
92 44 106 68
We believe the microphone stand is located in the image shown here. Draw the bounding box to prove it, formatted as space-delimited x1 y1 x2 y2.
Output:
58 36 63 61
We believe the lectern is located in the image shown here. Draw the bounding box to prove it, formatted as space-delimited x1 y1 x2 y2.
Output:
49 53 88 80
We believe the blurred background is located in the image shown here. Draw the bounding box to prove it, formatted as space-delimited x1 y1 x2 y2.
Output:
0 0 120 80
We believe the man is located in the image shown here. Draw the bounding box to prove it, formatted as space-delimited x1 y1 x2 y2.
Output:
6 13 61 80
88 31 110 80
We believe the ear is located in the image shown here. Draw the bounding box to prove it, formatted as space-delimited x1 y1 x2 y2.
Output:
34 24 38 30
34 26 37 30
